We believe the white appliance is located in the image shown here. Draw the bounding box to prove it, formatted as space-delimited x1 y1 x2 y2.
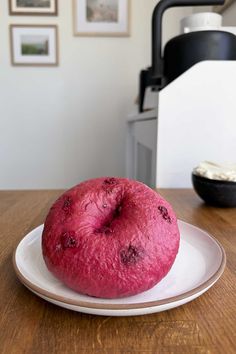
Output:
127 61 236 188
127 15 236 188
126 9 236 188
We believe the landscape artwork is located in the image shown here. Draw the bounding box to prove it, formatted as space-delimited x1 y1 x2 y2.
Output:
9 0 57 15
74 0 129 36
21 35 49 55
86 0 118 23
16 0 50 7
11 25 58 66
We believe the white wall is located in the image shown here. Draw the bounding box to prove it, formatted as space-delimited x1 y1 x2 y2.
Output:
193 6 212 13
222 1 236 25
192 2 236 24
0 0 192 189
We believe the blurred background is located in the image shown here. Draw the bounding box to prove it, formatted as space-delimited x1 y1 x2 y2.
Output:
0 0 235 189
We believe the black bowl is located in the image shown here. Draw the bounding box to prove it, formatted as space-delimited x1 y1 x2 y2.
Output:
192 173 236 207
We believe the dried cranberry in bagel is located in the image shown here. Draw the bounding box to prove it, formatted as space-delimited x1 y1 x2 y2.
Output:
42 177 180 298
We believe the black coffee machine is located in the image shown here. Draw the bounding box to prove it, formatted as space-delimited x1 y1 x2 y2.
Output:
139 0 236 112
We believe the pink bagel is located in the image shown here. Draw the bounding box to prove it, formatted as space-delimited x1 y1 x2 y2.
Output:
42 177 180 298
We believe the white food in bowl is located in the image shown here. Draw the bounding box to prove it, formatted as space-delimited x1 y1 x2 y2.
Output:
193 161 236 182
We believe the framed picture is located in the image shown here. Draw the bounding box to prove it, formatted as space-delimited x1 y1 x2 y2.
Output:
10 25 58 66
9 0 58 16
73 0 130 37
213 0 234 13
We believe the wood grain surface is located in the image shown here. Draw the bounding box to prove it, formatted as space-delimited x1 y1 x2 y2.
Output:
0 189 235 354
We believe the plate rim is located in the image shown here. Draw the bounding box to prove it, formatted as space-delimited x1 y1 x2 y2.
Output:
13 220 226 311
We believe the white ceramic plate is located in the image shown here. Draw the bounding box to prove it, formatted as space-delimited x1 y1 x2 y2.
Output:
13 221 226 317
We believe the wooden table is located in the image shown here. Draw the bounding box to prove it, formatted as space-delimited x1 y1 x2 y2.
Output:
0 190 235 354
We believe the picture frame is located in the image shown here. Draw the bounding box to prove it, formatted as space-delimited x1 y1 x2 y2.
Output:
73 0 130 37
10 25 59 66
9 0 58 16
213 0 234 13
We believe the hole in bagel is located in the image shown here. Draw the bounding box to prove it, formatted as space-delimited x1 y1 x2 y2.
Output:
95 202 123 235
